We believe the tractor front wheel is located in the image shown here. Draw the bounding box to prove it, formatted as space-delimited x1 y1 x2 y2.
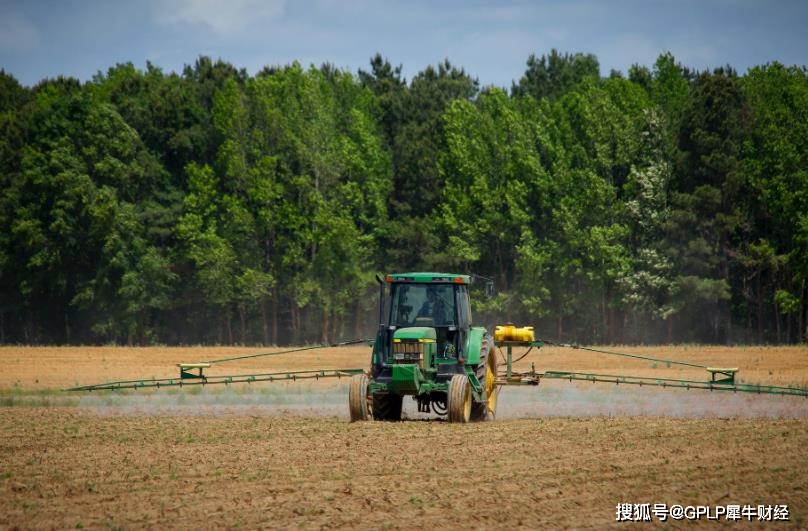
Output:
348 373 371 422
471 334 498 421
372 392 403 421
447 374 471 423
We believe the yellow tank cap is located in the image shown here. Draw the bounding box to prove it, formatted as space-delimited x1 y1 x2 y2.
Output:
494 323 514 342
515 326 535 342
494 324 534 342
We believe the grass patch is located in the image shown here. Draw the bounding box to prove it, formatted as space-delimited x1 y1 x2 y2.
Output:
0 387 81 407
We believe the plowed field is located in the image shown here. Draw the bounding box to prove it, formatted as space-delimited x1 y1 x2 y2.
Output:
1 345 807 529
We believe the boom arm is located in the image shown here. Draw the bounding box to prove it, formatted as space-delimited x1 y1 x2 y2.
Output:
494 339 808 398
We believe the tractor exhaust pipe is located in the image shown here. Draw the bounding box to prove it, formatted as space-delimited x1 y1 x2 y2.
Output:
375 274 385 328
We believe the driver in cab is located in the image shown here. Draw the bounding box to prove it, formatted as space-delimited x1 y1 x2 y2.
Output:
417 286 447 325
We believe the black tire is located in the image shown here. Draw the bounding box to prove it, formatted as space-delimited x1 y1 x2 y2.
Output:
348 374 371 422
372 393 403 421
447 374 471 423
471 334 498 422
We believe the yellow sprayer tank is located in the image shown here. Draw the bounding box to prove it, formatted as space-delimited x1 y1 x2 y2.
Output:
494 323 535 342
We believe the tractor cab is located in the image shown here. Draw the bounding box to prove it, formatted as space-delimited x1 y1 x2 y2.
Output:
389 280 469 358
371 273 474 382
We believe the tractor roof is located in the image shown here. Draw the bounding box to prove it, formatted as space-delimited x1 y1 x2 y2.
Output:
385 272 472 284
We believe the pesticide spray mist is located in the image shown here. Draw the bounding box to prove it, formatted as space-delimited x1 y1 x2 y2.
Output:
79 380 808 419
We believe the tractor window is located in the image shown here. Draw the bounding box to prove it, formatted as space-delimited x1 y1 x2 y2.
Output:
390 283 456 327
390 284 413 325
456 284 471 328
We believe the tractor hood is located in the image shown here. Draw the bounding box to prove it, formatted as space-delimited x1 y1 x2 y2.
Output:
393 326 437 342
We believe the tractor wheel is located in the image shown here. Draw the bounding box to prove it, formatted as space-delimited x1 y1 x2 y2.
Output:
471 334 498 422
348 373 371 422
372 393 403 421
447 374 471 423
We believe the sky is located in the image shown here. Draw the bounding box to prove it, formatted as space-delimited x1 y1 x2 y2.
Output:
1 0 806 88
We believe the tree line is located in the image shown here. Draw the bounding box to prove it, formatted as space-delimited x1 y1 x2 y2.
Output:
1 51 807 345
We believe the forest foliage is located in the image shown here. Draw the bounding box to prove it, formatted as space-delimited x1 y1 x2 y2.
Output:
1 51 807 345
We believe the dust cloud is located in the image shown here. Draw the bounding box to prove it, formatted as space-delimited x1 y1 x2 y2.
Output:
494 381 808 419
78 383 348 417
78 380 808 420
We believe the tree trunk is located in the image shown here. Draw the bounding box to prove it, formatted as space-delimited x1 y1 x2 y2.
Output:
354 300 362 340
786 310 792 344
24 308 30 343
239 303 247 345
610 305 618 344
601 290 608 343
139 310 147 346
756 271 763 343
261 299 269 346
321 308 330 344
271 287 279 345
744 275 752 343
774 300 781 344
666 314 674 343
227 309 234 345
291 302 300 345
802 279 807 343
722 261 732 344
610 295 617 343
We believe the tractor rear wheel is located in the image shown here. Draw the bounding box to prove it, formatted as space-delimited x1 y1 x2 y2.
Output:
348 373 371 422
447 374 471 423
471 334 498 421
372 392 403 421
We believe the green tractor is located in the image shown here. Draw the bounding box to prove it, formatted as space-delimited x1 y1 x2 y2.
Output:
349 272 498 423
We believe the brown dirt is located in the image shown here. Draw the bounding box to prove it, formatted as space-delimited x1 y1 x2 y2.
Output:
1 345 807 529
0 345 371 390
2 344 807 391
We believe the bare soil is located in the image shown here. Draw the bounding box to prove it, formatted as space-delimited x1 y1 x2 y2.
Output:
2 344 807 391
1 344 807 529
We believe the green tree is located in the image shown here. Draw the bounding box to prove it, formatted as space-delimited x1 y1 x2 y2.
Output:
512 49 600 101
742 63 808 341
229 64 391 343
437 89 538 287
358 54 406 151
383 60 478 270
619 109 677 341
665 68 752 342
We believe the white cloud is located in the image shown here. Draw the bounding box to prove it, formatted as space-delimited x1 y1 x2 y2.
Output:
0 11 40 52
153 0 286 36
